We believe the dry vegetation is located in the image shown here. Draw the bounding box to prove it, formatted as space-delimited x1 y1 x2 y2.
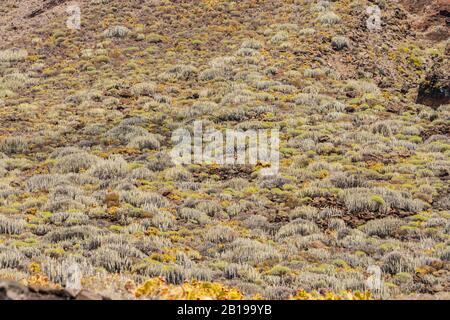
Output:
0 0 448 300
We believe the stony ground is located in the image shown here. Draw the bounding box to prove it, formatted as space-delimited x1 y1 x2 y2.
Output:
0 0 448 299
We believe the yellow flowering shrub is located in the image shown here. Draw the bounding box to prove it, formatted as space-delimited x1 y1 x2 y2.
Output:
292 290 372 300
135 278 243 300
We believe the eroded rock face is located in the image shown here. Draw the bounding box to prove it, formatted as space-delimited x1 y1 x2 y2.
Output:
416 56 450 108
399 0 450 41
0 281 108 300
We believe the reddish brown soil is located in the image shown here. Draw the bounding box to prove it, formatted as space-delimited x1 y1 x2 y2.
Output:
399 0 450 41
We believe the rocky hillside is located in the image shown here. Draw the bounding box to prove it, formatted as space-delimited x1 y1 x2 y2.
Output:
0 0 448 300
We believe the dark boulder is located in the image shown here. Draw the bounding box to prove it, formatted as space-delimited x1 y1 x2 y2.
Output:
416 57 450 108
0 280 108 300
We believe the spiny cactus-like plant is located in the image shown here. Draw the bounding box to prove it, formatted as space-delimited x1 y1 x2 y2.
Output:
0 136 28 155
0 215 26 235
53 151 100 173
205 225 237 243
381 251 415 275
0 250 27 269
88 155 129 180
361 217 404 238
150 211 176 231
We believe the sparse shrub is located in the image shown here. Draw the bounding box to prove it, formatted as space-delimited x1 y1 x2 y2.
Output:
196 201 225 218
371 121 397 137
50 185 83 202
362 217 403 238
267 265 292 276
189 267 214 282
91 247 132 273
179 207 210 225
294 93 321 106
271 84 297 94
0 183 19 199
271 23 298 32
131 82 157 96
209 56 236 69
330 172 367 188
317 11 341 26
0 165 7 178
331 36 350 50
259 175 292 189
45 225 100 243
0 136 28 155
221 86 254 105
0 215 26 235
225 178 250 191
49 212 89 226
120 190 169 209
299 28 316 36
103 25 130 38
54 151 99 173
205 225 237 243
135 236 172 255
130 167 156 180
165 166 192 181
127 134 160 150
440 249 450 261
223 263 262 283
376 188 425 212
241 39 263 50
26 174 70 192
159 65 198 81
342 188 425 214
185 101 219 118
381 251 414 275
42 257 94 285
344 191 387 213
290 206 319 220
270 31 289 44
0 49 27 62
0 250 27 269
276 219 319 240
242 215 268 229
311 1 330 12
264 286 295 300
175 252 193 267
199 68 225 81
107 242 146 259
424 217 447 228
88 155 129 180
346 80 380 94
1 72 35 91
106 123 149 144
236 48 261 57
318 207 344 220
222 238 281 265
216 108 249 121
328 218 346 231
119 116 149 127
151 211 176 231
304 68 326 78
32 224 52 236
